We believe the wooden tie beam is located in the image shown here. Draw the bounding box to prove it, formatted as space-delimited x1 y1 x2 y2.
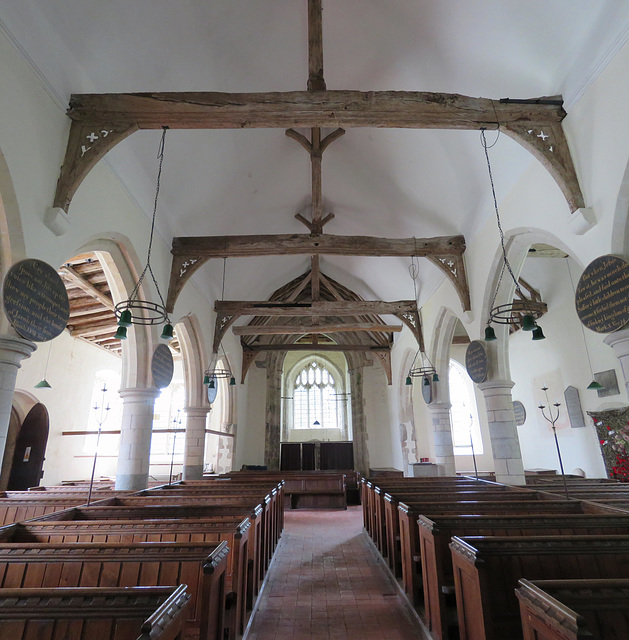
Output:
168 233 470 312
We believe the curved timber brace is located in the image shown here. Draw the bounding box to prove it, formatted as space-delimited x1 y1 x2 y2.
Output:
395 309 424 352
427 251 471 312
53 92 584 217
167 254 208 313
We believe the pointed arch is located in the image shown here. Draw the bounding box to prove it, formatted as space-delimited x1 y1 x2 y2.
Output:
175 314 208 408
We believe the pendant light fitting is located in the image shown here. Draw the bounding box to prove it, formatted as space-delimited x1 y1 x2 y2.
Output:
203 258 236 386
406 253 439 385
481 128 546 341
114 127 173 341
34 341 53 389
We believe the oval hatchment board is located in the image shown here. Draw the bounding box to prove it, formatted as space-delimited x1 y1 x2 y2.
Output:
513 401 526 426
465 340 488 383
575 254 629 333
152 344 174 389
2 259 69 342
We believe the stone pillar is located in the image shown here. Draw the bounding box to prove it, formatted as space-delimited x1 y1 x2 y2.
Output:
604 328 629 398
349 366 369 476
427 402 456 475
264 355 282 470
115 387 161 490
0 335 36 474
183 406 209 480
477 379 525 485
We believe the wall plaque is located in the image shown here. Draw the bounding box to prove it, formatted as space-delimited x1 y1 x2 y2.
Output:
465 340 488 383
2 259 69 342
151 344 174 389
513 401 526 426
593 369 620 398
564 385 585 428
575 254 629 333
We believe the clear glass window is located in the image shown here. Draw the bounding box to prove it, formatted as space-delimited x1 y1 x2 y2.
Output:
449 359 484 455
292 361 340 429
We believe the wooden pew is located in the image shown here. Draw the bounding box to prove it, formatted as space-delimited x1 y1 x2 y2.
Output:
449 535 629 640
0 517 251 639
221 470 347 510
394 500 606 610
418 513 629 640
516 578 629 640
0 540 229 640
0 584 190 640
31 503 268 610
0 497 113 525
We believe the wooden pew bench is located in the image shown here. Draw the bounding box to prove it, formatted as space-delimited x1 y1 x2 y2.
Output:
393 500 596 610
0 540 229 640
516 578 629 640
0 517 251 639
0 497 112 525
0 585 190 640
418 513 629 640
450 535 629 640
32 503 268 612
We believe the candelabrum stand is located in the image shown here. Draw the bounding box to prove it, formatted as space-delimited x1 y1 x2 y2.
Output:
169 410 182 485
538 386 569 499
87 384 111 506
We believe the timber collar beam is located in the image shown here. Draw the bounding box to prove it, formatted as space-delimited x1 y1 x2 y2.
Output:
167 233 470 312
54 91 584 217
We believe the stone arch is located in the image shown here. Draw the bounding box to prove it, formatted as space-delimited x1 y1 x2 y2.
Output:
0 146 26 334
611 155 629 256
431 306 464 404
73 235 156 389
480 227 584 381
175 314 208 409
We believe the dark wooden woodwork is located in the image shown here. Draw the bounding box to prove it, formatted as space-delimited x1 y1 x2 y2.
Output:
0 540 229 640
450 535 629 640
419 513 629 640
0 585 190 640
516 578 629 640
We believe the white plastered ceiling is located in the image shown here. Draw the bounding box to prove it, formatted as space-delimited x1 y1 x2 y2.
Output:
1 0 629 307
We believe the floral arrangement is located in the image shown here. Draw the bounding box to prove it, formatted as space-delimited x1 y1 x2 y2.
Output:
588 407 629 482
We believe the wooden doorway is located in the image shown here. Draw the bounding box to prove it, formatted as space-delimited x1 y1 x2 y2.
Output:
7 403 49 490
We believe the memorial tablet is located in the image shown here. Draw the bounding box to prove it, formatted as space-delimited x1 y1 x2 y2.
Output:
465 340 488 383
2 259 69 342
152 344 174 389
564 386 585 428
575 254 629 333
513 401 526 426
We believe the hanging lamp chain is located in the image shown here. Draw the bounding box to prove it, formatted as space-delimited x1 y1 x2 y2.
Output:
481 129 523 304
128 127 169 317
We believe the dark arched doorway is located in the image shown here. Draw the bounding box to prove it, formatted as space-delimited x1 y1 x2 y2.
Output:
7 403 49 490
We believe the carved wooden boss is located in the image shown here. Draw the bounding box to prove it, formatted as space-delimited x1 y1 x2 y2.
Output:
51 0 584 381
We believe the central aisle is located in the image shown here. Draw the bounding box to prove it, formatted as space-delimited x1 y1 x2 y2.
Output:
246 506 426 640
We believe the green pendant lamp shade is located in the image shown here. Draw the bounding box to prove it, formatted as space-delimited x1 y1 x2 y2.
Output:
432 372 440 383
531 325 546 341
117 308 132 328
521 314 536 331
34 379 52 389
114 325 128 340
160 323 174 341
203 374 211 385
484 325 497 341
405 376 412 386
208 378 215 389
587 380 604 390
423 376 430 386
229 376 236 386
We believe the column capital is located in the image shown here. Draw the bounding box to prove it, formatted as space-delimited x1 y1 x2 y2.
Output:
118 387 162 401
427 402 452 412
183 406 210 419
604 328 629 354
0 334 37 368
477 378 515 393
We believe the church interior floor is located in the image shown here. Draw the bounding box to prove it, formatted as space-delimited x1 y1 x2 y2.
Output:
246 506 426 640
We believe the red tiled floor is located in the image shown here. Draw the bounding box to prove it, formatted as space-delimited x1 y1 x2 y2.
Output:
246 506 425 640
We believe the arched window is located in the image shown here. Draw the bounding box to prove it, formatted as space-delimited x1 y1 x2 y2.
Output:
448 359 483 455
293 361 340 429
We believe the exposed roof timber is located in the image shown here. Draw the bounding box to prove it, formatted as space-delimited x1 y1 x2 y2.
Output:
54 91 583 216
232 322 403 336
167 233 470 312
244 343 390 353
59 265 114 310
216 299 417 316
